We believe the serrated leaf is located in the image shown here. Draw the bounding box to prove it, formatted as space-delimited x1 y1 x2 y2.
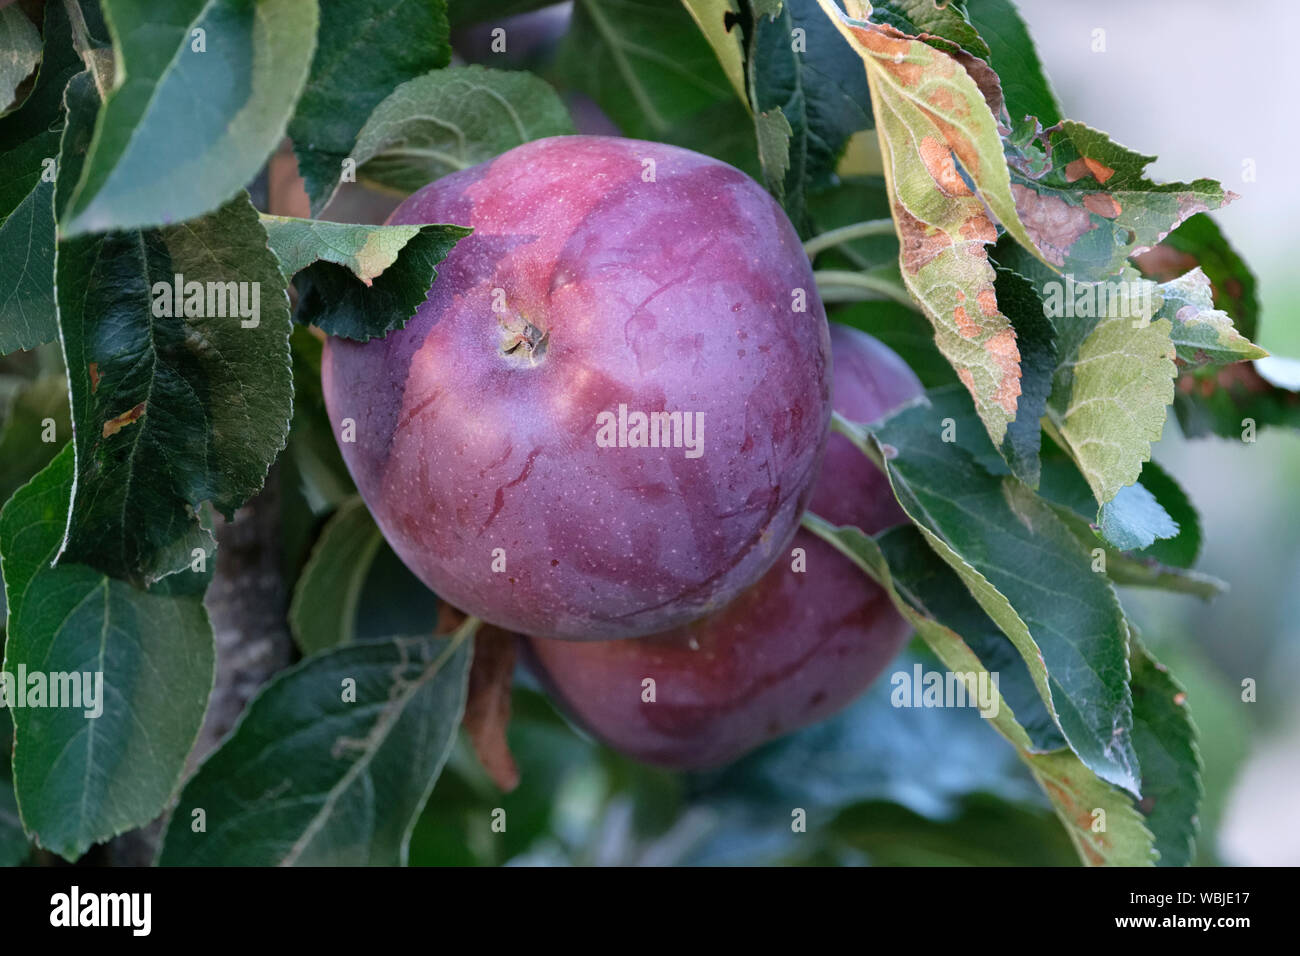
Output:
965 0 1060 127
1134 212 1258 341
59 0 318 236
158 629 473 866
1130 638 1202 866
262 215 470 341
0 5 41 115
1098 481 1178 553
873 0 991 61
749 0 874 229
681 0 748 106
815 0 1025 446
805 515 1155 865
1 446 214 861
351 64 574 195
843 387 1141 792
55 66 292 584
290 0 451 215
1004 121 1235 278
1048 298 1176 507
1155 268 1267 369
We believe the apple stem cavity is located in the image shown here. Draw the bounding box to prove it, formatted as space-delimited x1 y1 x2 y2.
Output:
499 315 550 365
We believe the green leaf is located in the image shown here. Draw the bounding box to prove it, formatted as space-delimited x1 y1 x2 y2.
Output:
872 1 991 60
849 387 1141 792
804 515 1155 865
289 0 451 215
1174 359 1300 439
59 0 318 236
262 215 470 341
749 0 874 229
158 627 473 866
0 5 41 115
1098 481 1177 553
557 0 745 151
289 495 440 655
1155 268 1267 369
965 0 1060 127
52 67 291 584
1130 638 1202 866
0 374 69 506
0 1 100 355
816 0 1025 447
1048 295 1176 508
0 707 31 866
0 446 214 861
351 64 574 194
681 0 748 106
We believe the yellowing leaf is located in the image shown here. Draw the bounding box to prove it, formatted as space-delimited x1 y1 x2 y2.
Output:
814 0 1023 445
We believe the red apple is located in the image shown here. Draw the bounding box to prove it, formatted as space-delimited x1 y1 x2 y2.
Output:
523 328 924 768
323 136 831 640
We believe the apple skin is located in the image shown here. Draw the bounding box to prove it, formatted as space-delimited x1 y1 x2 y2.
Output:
323 136 831 640
523 329 924 769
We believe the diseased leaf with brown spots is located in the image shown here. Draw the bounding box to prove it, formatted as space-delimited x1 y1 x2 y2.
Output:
1005 121 1235 278
814 0 1026 446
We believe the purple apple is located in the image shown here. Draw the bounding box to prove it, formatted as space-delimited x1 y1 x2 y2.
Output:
522 329 924 768
323 136 831 640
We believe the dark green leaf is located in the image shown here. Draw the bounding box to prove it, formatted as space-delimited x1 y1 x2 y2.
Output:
0 446 214 861
54 66 292 584
556 0 752 166
352 64 574 194
262 215 470 341
59 0 317 236
290 0 451 214
872 1 990 60
749 0 873 229
992 264 1055 486
862 387 1140 792
966 0 1060 127
158 629 472 865
1130 639 1202 867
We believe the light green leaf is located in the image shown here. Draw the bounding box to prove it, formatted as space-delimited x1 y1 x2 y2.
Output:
1 446 214 861
1049 303 1176 507
1098 481 1178 553
60 0 318 236
158 625 473 866
289 0 451 214
261 214 470 341
351 64 574 194
681 0 748 106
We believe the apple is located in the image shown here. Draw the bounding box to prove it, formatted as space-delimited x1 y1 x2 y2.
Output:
323 136 831 640
523 327 924 768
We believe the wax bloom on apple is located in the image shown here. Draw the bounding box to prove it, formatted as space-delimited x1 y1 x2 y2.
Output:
323 136 831 640
523 327 924 768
